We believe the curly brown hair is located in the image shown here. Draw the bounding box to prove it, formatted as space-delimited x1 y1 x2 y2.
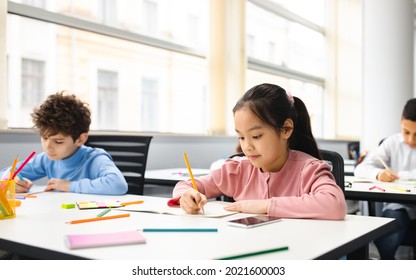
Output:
31 91 91 142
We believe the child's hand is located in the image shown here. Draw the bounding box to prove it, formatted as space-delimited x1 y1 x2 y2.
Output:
224 199 270 214
45 178 71 192
15 176 33 193
179 188 207 214
377 169 399 182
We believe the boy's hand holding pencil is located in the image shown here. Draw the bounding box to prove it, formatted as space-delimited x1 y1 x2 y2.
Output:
376 155 399 182
15 175 33 193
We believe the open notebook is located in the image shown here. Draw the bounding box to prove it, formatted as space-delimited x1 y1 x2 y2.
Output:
116 200 237 218
14 185 48 197
28 185 48 194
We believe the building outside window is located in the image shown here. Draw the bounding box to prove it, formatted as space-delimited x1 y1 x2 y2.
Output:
4 0 343 139
21 58 44 108
97 70 118 130
141 77 159 132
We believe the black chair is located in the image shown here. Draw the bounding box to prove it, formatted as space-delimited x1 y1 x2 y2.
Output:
319 149 345 193
219 150 346 200
85 134 152 195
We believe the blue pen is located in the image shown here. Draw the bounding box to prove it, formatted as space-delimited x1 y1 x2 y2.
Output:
17 173 24 181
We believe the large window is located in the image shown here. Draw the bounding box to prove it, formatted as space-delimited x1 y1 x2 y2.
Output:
141 77 159 132
21 58 44 107
6 0 328 137
97 70 118 130
7 0 209 133
246 0 325 137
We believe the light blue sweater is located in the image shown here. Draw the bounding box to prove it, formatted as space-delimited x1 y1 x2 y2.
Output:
7 145 128 195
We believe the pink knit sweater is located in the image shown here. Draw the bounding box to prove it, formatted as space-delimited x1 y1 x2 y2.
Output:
173 150 347 220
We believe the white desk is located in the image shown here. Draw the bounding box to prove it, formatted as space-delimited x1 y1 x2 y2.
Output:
345 177 416 204
145 168 210 186
0 191 395 260
345 177 416 216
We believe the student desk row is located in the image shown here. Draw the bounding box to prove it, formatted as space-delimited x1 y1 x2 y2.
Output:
145 168 210 186
344 176 416 215
145 158 357 186
0 191 394 260
145 169 416 213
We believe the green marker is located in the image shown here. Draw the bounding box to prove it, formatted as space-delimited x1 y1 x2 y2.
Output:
217 246 289 260
97 207 112 217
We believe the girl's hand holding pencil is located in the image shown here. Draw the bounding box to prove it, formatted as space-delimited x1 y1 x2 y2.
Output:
179 188 207 215
180 153 207 214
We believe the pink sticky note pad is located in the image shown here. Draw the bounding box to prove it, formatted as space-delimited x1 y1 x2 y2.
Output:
65 230 146 249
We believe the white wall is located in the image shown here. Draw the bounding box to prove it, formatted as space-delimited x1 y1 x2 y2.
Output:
0 130 351 171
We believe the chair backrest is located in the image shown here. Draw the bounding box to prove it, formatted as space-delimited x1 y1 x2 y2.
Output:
85 134 153 195
319 149 345 192
220 150 345 199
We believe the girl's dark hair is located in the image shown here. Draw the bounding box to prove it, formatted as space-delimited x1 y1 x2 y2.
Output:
402 98 416 121
232 83 321 159
31 91 91 142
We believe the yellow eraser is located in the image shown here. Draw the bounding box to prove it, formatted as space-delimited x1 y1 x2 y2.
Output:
62 203 75 209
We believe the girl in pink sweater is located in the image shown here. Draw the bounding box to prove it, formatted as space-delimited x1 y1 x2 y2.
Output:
173 83 346 220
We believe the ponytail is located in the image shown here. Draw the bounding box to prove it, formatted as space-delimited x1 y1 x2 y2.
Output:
289 97 321 159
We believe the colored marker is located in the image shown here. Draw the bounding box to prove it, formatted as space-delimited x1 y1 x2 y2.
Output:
388 186 410 193
369 186 386 192
17 173 24 181
97 208 112 217
66 213 130 224
141 228 218 233
11 151 36 180
120 200 144 206
217 246 289 260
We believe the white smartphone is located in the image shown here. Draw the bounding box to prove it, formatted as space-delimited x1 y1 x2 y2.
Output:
227 215 282 228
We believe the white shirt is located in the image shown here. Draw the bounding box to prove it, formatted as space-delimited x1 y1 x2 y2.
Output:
354 133 416 219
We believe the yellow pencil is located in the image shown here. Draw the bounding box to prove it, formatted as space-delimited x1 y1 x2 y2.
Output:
183 152 204 213
388 186 410 193
120 200 144 206
183 153 198 191
9 156 19 180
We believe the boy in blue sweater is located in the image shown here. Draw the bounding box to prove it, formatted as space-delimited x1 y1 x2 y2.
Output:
11 91 128 195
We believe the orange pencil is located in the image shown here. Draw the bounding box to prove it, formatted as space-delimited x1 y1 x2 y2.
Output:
9 156 19 180
120 200 144 206
66 213 130 224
